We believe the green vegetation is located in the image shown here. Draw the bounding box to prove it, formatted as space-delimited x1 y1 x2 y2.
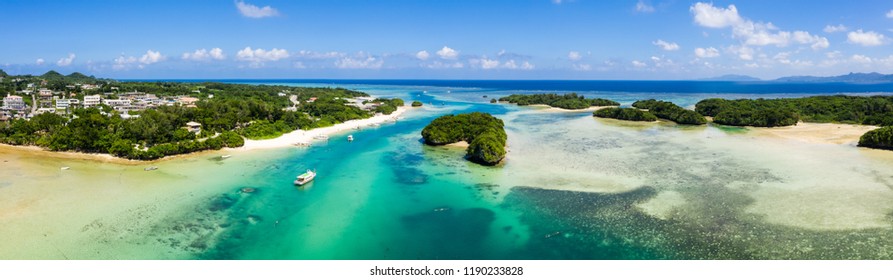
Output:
498 93 619 109
632 99 707 125
421 112 507 165
411 101 423 107
0 71 398 160
490 98 497 103
593 107 658 122
367 98 404 115
859 126 893 150
696 96 893 127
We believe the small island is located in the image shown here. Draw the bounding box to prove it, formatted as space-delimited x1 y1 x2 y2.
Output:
498 93 619 109
695 96 893 127
420 112 507 165
593 107 658 122
631 99 707 125
411 101 423 107
859 126 893 150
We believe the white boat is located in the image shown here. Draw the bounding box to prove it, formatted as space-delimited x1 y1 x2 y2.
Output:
294 169 316 186
60 166 70 170
221 155 231 159
144 166 158 171
347 135 354 142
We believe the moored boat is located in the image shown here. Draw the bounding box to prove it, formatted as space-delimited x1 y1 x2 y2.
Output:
144 166 158 171
294 169 316 185
347 135 354 142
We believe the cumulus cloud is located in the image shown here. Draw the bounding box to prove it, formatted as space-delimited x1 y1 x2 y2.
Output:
652 39 680 51
851 54 872 64
887 10 893 18
694 47 720 58
36 58 45 65
436 46 459 60
573 64 592 71
237 47 289 61
182 48 226 61
335 55 384 69
113 55 138 70
236 1 279 18
727 45 754 60
847 29 886 46
470 58 533 70
635 0 655 13
631 60 647 67
425 61 464 69
690 2 828 50
415 50 430 60
139 50 164 64
568 51 582 61
823 24 847 33
56 53 76 66
295 50 343 59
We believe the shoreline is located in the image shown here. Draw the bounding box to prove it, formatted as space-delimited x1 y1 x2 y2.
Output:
746 121 878 145
0 105 411 164
528 104 617 112
236 105 410 150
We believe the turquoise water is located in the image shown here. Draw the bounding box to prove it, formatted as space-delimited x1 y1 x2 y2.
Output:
19 82 893 259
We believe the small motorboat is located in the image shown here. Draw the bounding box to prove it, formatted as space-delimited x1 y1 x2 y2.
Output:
144 166 158 171
347 135 354 142
221 155 232 159
294 169 316 186
60 166 71 170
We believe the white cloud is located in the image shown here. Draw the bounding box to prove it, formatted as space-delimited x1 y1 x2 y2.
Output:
825 50 841 59
35 58 45 65
113 55 138 70
237 47 289 62
727 45 754 60
293 61 306 69
568 51 582 61
652 39 680 51
425 61 464 69
690 2 742 28
480 58 500 69
631 60 647 67
823 24 847 33
573 64 592 71
415 50 430 60
470 58 533 70
335 55 383 69
236 1 279 18
690 2 828 50
56 53 76 66
295 50 343 59
694 47 720 58
182 48 225 61
847 29 886 46
635 0 655 13
436 46 459 60
139 50 164 64
851 54 872 64
887 10 893 18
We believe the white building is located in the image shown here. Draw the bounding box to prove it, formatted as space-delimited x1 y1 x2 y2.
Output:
102 99 131 107
3 95 25 110
56 98 70 109
84 95 102 107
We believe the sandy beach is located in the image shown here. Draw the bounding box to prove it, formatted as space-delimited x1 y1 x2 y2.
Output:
237 105 410 150
749 122 878 145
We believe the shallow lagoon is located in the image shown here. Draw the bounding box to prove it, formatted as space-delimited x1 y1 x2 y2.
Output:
2 83 893 259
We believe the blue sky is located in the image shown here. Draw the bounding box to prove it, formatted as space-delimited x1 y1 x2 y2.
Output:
1 0 892 79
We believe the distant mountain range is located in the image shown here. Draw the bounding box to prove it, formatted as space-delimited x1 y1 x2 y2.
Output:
702 72 893 83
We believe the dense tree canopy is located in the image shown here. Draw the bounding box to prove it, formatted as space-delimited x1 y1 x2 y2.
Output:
411 101 423 107
499 93 619 109
421 112 507 165
696 96 893 127
631 99 707 125
593 107 658 122
0 76 398 160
